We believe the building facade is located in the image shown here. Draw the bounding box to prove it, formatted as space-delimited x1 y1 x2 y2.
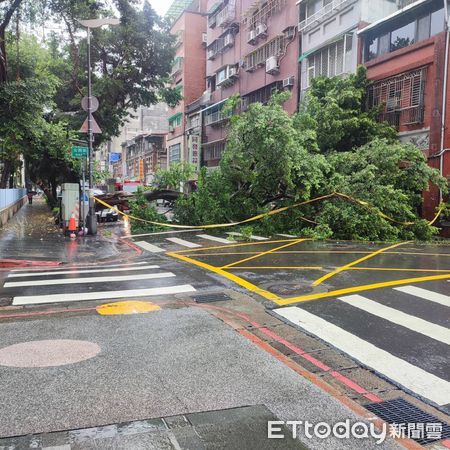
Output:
202 0 299 167
359 0 449 223
297 0 399 99
166 0 208 173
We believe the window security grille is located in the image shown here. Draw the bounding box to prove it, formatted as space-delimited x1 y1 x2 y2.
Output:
367 67 427 128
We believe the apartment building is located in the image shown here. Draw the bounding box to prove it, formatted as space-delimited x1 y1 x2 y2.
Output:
166 0 208 172
359 0 449 224
297 0 399 99
98 103 169 181
202 0 299 167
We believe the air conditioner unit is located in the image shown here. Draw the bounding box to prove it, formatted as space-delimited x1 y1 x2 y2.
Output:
247 29 257 45
202 90 212 104
283 76 295 88
255 23 267 39
266 56 279 75
207 48 216 60
202 33 208 45
223 33 234 48
284 26 296 40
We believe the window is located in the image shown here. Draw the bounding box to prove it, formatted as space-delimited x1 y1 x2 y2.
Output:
364 4 447 62
306 34 352 86
216 67 228 84
244 35 286 71
169 113 182 128
203 141 225 161
390 21 415 52
169 144 181 163
430 8 445 36
367 67 427 129
243 82 283 106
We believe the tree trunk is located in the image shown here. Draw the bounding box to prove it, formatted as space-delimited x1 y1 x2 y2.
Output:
0 159 13 188
0 28 6 83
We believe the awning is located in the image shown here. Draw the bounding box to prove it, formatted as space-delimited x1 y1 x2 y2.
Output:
168 112 182 122
298 50 313 62
201 98 228 114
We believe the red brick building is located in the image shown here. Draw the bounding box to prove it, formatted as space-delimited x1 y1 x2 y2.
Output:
167 0 208 170
359 0 449 225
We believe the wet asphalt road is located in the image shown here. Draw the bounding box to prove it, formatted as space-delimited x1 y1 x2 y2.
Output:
0 207 449 448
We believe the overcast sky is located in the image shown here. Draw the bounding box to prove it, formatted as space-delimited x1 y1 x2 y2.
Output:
148 0 170 16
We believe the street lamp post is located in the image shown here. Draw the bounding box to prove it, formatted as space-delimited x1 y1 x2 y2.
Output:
78 18 120 236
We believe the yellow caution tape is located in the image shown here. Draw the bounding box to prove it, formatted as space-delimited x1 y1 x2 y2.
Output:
94 192 444 230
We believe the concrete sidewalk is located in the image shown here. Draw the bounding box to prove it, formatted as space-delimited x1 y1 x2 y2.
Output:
0 197 121 264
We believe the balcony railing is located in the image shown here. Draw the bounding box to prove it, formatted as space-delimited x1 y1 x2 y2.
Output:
204 110 228 126
299 0 354 32
216 4 235 27
379 105 425 130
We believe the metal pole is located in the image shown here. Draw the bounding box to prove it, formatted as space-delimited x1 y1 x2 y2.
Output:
81 158 86 230
86 27 97 235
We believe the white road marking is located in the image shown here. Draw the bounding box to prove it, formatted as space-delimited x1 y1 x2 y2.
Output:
275 307 450 406
13 284 196 306
197 234 235 244
226 232 268 241
165 237 201 248
5 272 175 288
122 229 202 238
394 286 450 307
10 261 149 273
276 234 297 238
8 265 160 278
134 241 165 253
339 295 450 345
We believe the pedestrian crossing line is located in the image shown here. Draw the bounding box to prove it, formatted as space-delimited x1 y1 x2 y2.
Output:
12 285 196 306
122 229 202 238
276 234 297 238
226 232 269 241
394 286 449 307
4 272 175 288
165 237 201 248
10 261 149 273
197 234 235 244
275 307 450 406
134 241 165 253
339 295 450 345
7 265 160 278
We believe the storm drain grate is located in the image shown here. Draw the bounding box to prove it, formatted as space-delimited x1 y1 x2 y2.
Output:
365 398 450 445
193 292 232 303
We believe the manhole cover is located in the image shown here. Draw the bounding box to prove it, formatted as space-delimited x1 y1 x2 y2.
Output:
193 293 232 303
365 398 450 445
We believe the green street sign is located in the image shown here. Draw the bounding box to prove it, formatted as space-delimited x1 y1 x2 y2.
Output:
72 146 88 158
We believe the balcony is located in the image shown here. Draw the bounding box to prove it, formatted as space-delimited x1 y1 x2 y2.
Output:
216 4 236 28
171 57 183 77
204 110 228 126
299 0 356 32
379 106 425 130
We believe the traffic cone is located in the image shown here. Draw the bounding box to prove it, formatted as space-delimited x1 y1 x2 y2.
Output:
68 213 77 239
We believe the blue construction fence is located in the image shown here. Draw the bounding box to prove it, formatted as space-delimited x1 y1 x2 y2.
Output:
0 188 27 210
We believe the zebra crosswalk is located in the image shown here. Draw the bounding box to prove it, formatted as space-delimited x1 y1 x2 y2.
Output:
2 261 196 307
274 283 450 408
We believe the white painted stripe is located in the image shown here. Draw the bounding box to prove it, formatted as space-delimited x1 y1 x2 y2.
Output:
226 232 269 241
11 261 148 273
394 286 450 307
197 234 234 244
275 307 450 406
5 272 175 288
122 229 202 238
8 265 160 278
276 234 297 238
339 295 450 345
166 237 201 248
134 241 165 253
13 284 196 306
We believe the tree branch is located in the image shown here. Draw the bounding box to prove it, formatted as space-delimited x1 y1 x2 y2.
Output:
0 0 23 32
